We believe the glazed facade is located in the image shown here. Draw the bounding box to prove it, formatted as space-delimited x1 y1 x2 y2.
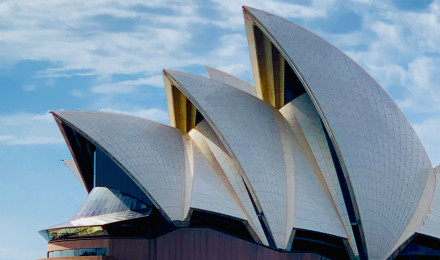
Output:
38 6 440 260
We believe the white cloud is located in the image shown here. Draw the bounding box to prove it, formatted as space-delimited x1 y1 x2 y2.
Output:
91 75 164 94
397 56 440 113
1 0 440 155
0 108 169 146
71 89 86 97
22 84 36 91
0 0 203 78
0 112 63 145
366 64 408 89
203 33 252 80
99 108 169 123
210 0 330 30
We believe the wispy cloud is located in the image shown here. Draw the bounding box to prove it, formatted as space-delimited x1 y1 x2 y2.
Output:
0 112 63 145
71 89 87 97
91 75 164 94
0 108 169 146
0 0 202 77
323 1 440 117
22 84 36 92
210 0 331 30
397 56 440 113
1 0 440 159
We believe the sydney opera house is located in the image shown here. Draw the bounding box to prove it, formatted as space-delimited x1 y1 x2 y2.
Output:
38 6 440 260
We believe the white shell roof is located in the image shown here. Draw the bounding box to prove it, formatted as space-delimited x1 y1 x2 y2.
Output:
244 7 432 258
194 119 229 156
46 7 440 258
189 122 269 245
165 69 291 248
54 111 187 221
280 94 356 253
189 137 245 220
198 69 352 246
419 172 440 239
288 128 346 238
205 66 257 96
53 110 272 245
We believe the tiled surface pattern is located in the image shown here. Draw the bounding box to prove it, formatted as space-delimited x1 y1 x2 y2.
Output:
194 120 229 156
189 139 245 220
203 133 269 245
189 123 268 245
51 8 438 258
420 172 440 238
166 70 289 249
55 111 187 221
245 7 432 258
281 94 357 254
290 127 346 238
280 101 346 238
205 66 257 96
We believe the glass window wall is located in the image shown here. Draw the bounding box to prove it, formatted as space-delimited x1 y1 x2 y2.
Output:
48 247 107 258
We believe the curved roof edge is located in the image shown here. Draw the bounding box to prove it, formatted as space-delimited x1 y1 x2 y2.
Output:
243 6 432 259
52 111 188 222
63 159 88 192
190 127 269 245
187 133 244 220
163 69 292 249
415 169 440 239
280 94 357 255
242 7 366 257
205 66 257 96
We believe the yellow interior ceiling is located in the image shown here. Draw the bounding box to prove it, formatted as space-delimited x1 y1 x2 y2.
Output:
246 17 286 109
165 76 197 133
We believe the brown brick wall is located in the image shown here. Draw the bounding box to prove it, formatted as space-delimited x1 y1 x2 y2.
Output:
40 228 328 260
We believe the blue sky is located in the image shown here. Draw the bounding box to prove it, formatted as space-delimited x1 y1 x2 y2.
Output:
1 0 439 259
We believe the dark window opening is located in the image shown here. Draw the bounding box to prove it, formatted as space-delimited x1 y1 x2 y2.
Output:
105 209 174 238
393 234 440 259
322 124 368 259
95 148 151 205
242 177 276 248
62 123 96 191
195 110 204 126
189 209 254 242
284 60 306 105
291 229 351 260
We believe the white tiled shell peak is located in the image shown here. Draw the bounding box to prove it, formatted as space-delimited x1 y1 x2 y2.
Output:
53 7 438 260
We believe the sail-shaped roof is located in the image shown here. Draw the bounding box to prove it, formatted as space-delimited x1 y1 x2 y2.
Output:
40 6 440 260
164 69 292 248
53 111 188 221
243 6 433 258
205 66 257 96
